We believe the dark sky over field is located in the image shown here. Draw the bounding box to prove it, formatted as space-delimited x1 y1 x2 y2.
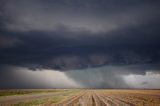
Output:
0 0 160 88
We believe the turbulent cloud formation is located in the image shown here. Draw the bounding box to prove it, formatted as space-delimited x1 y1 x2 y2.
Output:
65 65 160 88
0 0 160 88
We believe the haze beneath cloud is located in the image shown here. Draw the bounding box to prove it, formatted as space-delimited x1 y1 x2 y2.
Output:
0 0 160 88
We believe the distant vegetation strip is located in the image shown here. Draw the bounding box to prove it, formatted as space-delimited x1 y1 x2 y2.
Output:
0 89 69 97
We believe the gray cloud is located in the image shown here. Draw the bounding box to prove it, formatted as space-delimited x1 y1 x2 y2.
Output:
65 66 128 88
0 34 21 48
65 65 160 88
1 0 160 32
141 81 148 85
0 65 82 88
123 71 160 89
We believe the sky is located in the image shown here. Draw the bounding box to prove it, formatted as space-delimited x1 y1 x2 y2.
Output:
0 0 160 89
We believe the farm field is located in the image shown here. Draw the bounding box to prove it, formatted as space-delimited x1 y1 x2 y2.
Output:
0 89 160 106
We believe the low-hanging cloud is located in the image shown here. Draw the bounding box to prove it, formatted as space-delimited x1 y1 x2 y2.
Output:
123 71 160 89
1 65 160 88
0 66 82 88
65 65 160 88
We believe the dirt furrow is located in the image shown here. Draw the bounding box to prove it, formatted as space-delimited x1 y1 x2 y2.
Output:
53 91 86 106
54 91 106 106
104 95 135 106
93 93 106 106
95 93 112 106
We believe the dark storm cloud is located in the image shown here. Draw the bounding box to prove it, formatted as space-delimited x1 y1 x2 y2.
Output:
0 0 160 71
0 0 160 88
0 25 160 71
0 36 19 48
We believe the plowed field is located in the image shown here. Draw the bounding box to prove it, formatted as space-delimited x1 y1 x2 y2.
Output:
54 90 160 106
0 89 160 106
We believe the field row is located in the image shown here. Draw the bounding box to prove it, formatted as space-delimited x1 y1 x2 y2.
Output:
54 90 160 106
